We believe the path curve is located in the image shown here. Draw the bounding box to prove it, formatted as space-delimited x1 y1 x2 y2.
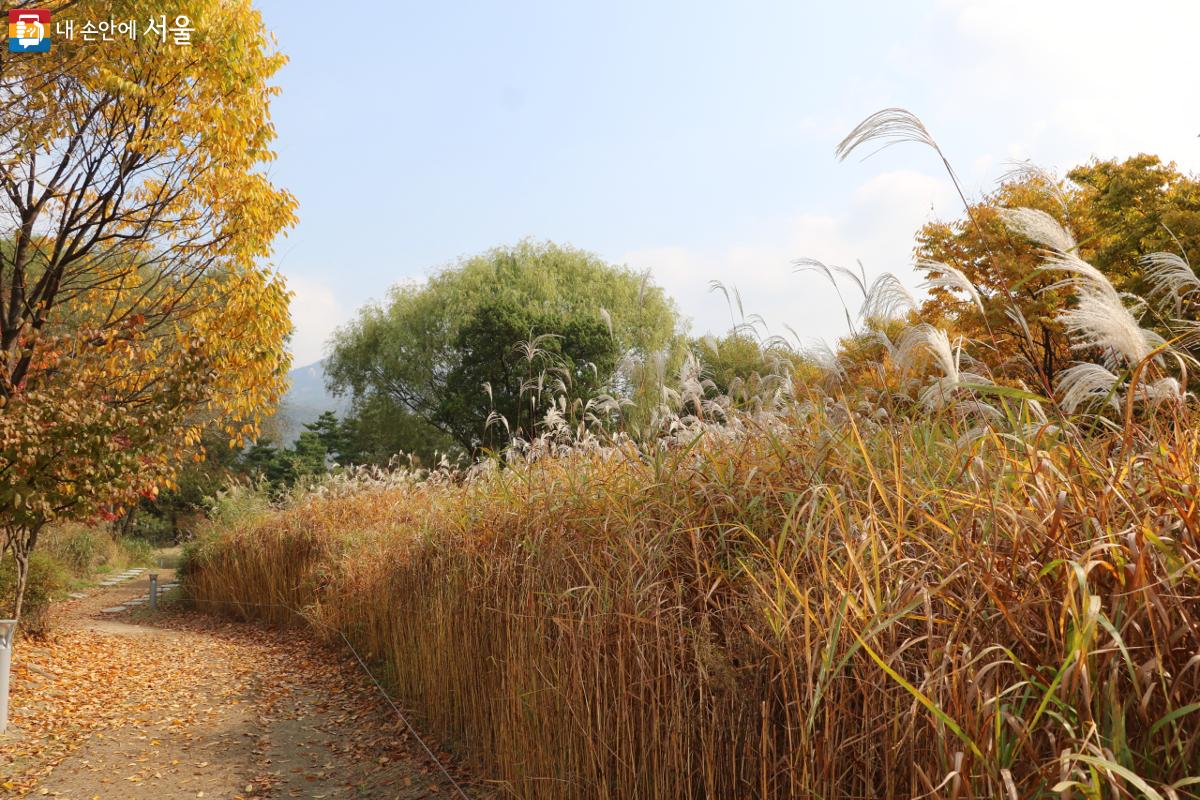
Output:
1 567 476 799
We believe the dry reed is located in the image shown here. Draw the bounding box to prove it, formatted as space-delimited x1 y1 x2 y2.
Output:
185 400 1200 798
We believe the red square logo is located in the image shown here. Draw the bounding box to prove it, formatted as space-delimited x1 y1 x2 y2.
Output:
8 8 51 53
8 9 49 22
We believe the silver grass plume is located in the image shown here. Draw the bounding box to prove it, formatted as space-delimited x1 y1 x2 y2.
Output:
1056 363 1121 413
802 339 846 387
792 257 868 296
997 207 1077 253
836 108 939 163
709 280 746 325
895 324 991 411
598 307 613 337
1046 253 1165 367
676 351 714 413
835 108 976 225
1133 376 1186 407
919 260 984 313
1002 208 1165 368
1005 304 1033 340
1141 252 1200 311
794 257 866 332
950 398 1003 421
895 324 957 380
999 161 1071 217
860 272 917 320
484 409 511 435
1023 390 1049 424
866 329 897 361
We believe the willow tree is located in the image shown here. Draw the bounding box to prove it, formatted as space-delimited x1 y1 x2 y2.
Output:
0 0 296 619
327 241 684 453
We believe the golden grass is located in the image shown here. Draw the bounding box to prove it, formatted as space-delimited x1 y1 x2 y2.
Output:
185 402 1200 798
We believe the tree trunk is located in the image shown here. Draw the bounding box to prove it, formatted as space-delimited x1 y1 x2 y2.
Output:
12 548 28 622
1041 327 1057 394
5 522 42 623
119 508 136 537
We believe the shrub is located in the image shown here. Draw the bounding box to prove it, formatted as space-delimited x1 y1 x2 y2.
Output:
40 523 157 581
0 552 67 637
42 524 104 576
205 482 274 529
116 537 155 569
43 524 102 576
128 511 176 546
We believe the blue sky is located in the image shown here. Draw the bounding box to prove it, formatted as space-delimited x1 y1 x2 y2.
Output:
256 0 1200 365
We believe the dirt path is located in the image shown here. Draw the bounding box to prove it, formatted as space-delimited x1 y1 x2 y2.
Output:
1 568 478 799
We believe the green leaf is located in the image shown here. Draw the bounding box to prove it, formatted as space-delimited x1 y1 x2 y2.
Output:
850 628 984 761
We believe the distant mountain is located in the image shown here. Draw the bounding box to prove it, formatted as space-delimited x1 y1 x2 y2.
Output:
269 359 351 445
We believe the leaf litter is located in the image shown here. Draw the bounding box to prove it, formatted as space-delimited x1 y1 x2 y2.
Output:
1 581 479 798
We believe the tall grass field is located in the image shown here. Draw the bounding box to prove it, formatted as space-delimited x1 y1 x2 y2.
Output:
185 402 1200 798
185 114 1200 797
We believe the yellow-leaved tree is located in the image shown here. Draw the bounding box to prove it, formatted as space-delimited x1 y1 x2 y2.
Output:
0 0 296 620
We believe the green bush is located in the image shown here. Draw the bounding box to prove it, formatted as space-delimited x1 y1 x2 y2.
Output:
128 510 176 545
177 536 208 582
117 536 155 568
0 552 67 637
178 484 273 585
44 524 102 576
42 523 156 577
205 483 273 529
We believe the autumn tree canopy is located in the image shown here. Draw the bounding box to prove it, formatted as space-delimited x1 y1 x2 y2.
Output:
915 155 1200 387
0 0 296 617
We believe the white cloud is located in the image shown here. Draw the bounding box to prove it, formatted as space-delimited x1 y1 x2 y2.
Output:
623 169 956 345
286 275 346 366
941 0 1200 172
625 1 1200 347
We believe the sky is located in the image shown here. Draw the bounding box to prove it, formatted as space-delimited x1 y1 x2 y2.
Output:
254 0 1200 366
